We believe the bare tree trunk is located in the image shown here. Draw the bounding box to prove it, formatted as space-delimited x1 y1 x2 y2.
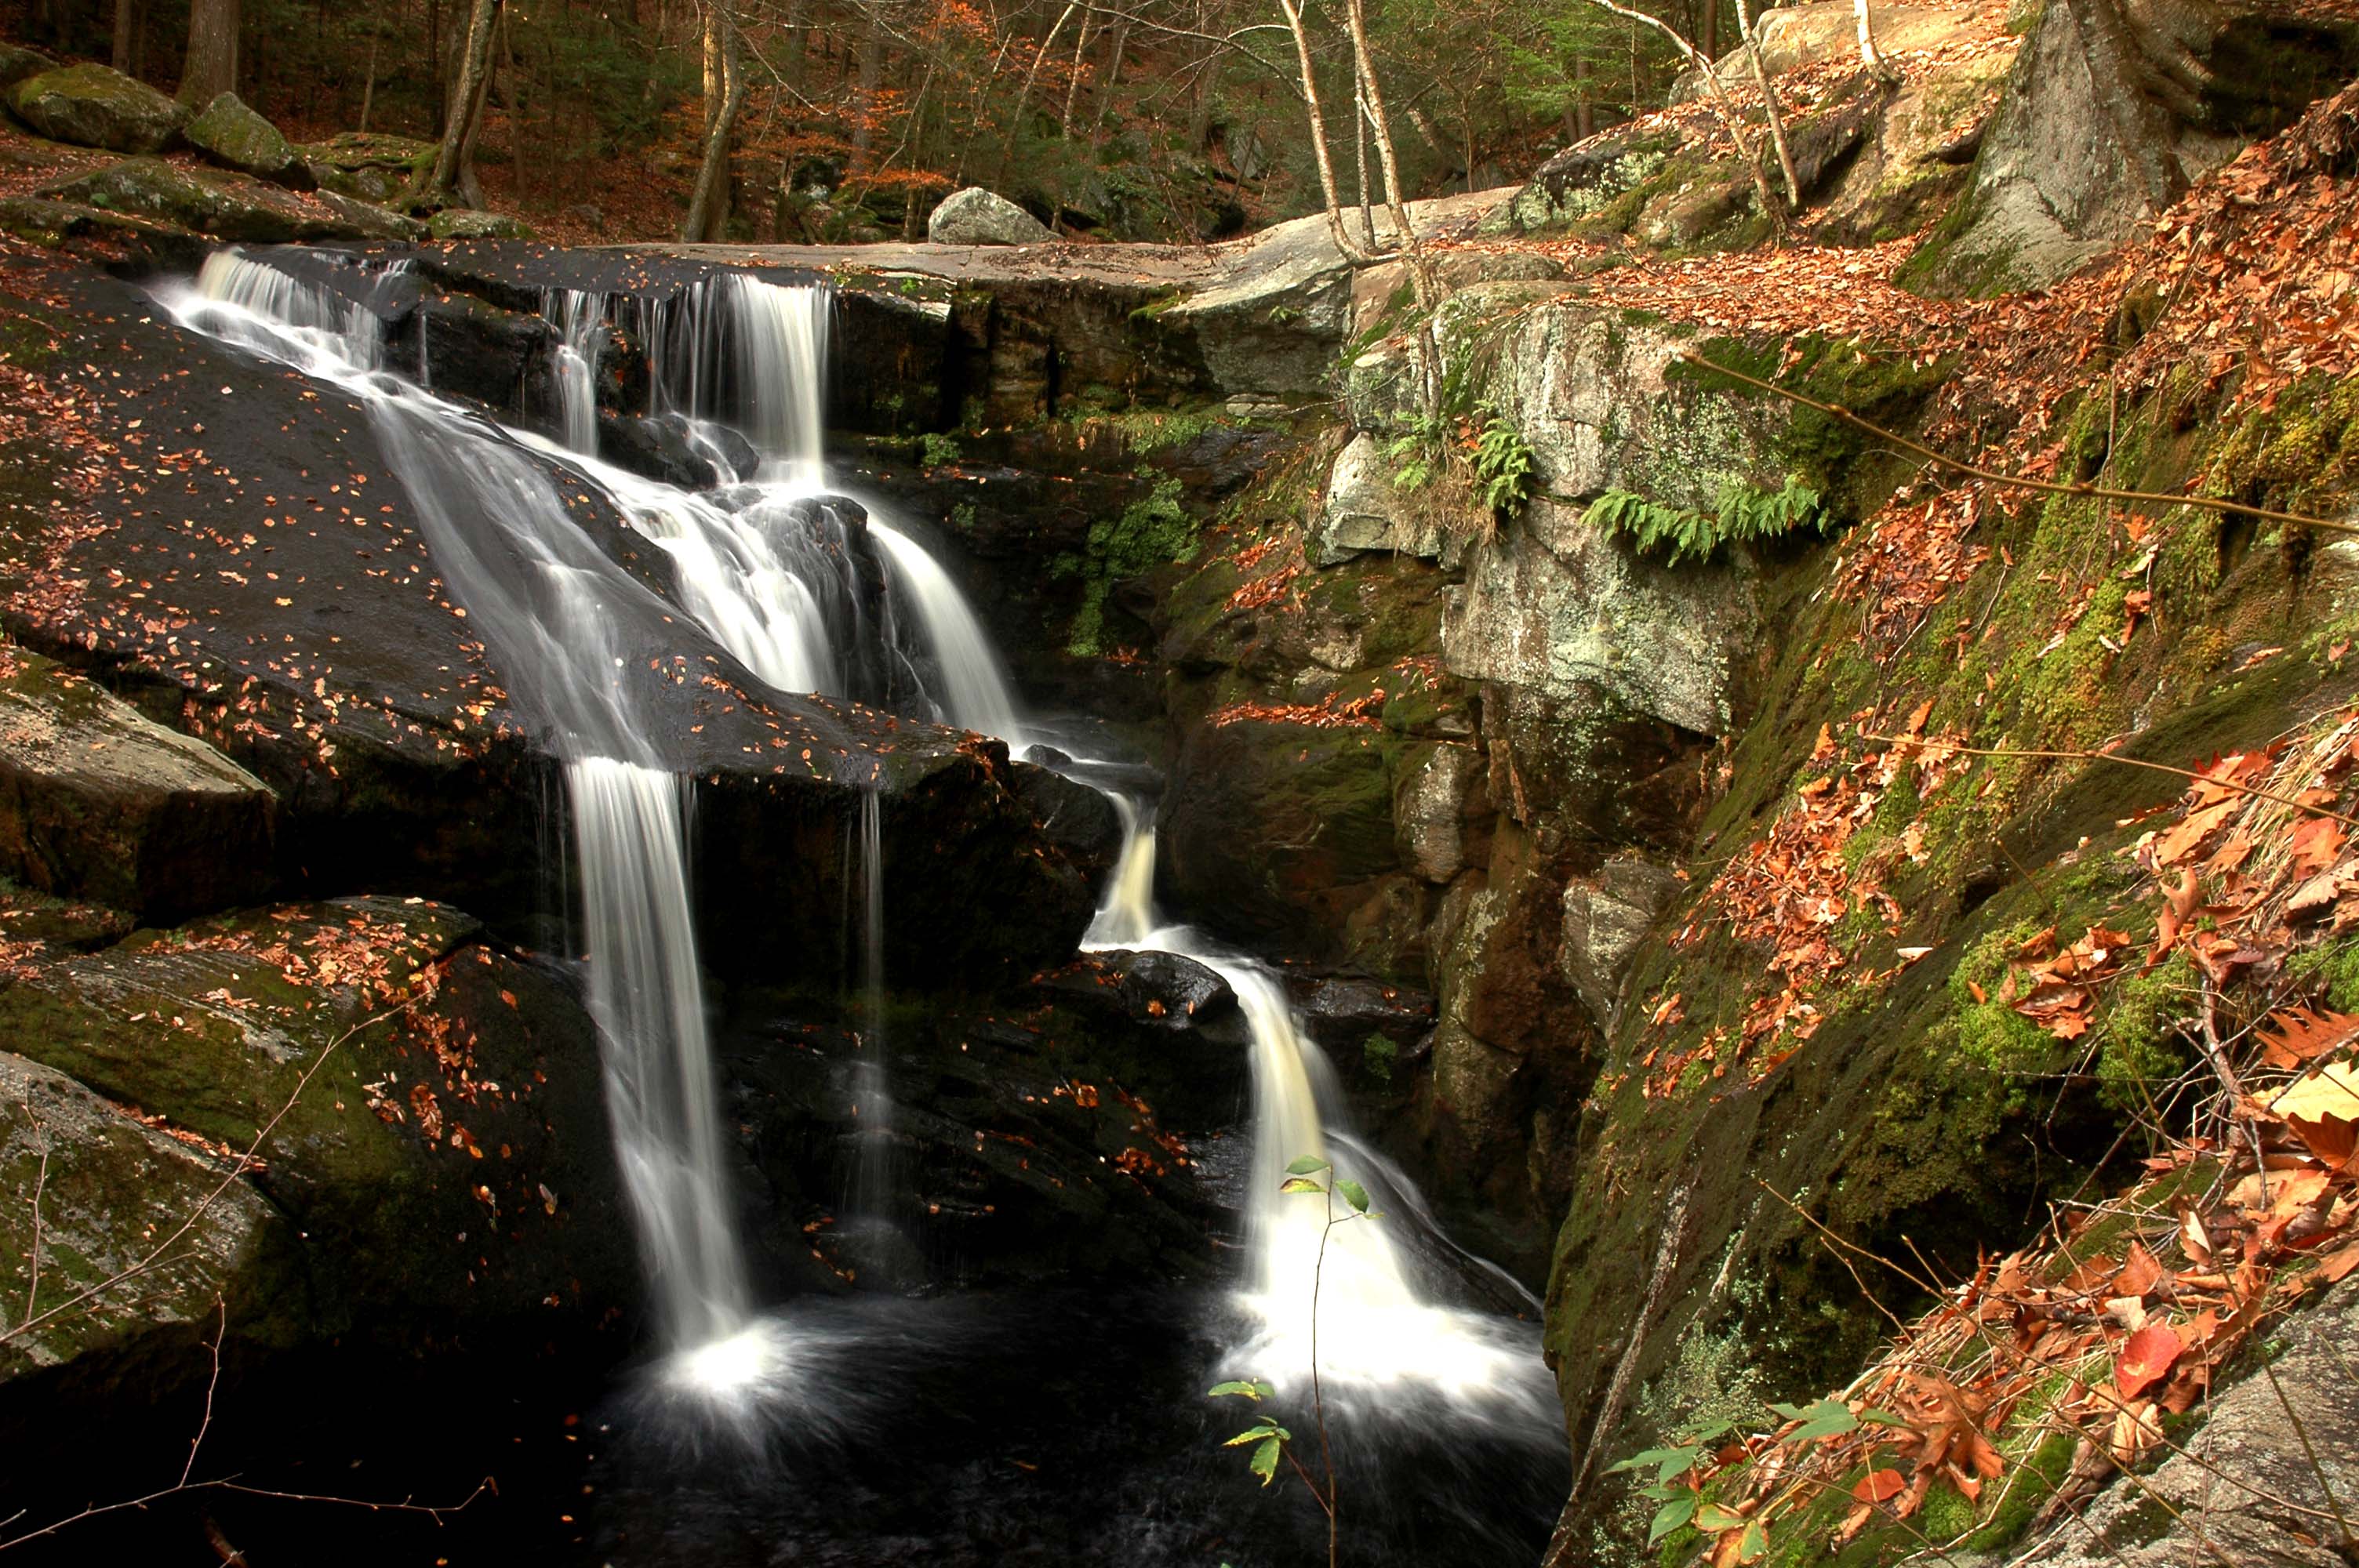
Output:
1854 0 1896 80
111 0 139 73
1060 12 1094 136
421 0 501 205
682 3 746 240
1733 0 1801 207
1699 0 1719 61
180 0 238 103
1272 0 1377 263
1354 89 1376 249
1574 56 1595 138
849 21 883 171
1575 0 1784 234
358 17 380 130
1089 18 1130 151
998 2 1078 180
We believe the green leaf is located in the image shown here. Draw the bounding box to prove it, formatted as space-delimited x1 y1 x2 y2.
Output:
1858 1407 1912 1428
1278 1177 1325 1195
1688 1418 1737 1443
1782 1398 1858 1442
1608 1444 1702 1486
1224 1423 1279 1446
1737 1519 1768 1563
1336 1178 1370 1213
1694 1501 1747 1534
1284 1155 1330 1175
1249 1436 1282 1486
1207 1380 1266 1401
1647 1495 1697 1544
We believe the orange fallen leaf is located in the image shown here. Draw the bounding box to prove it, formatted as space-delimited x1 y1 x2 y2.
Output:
2116 1322 2183 1397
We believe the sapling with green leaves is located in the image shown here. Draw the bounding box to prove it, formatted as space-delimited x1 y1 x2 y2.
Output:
1207 1154 1379 1568
1608 1393 1908 1558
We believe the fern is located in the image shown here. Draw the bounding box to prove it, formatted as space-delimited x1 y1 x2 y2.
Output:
1588 477 1826 565
1472 412 1536 514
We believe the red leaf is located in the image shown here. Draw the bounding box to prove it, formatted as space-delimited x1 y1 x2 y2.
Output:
1852 1468 1906 1504
2116 1323 2184 1398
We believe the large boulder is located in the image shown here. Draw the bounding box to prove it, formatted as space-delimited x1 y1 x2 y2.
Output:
300 131 434 205
928 186 1052 245
5 63 186 154
184 92 311 187
0 44 57 93
1445 498 1758 737
1903 0 2359 295
0 644 275 923
1310 433 1447 565
0 1051 303 1397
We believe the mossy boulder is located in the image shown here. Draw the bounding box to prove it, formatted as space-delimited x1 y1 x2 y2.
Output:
0 645 275 923
184 92 311 188
0 44 57 93
0 896 635 1332
5 63 186 154
300 131 434 205
0 1050 305 1399
35 157 419 244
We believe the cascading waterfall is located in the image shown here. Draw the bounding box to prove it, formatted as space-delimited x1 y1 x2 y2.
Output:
173 245 1543 1443
174 251 776 1388
1086 798 1546 1410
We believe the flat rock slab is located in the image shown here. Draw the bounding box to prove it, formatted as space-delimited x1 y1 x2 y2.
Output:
0 641 274 922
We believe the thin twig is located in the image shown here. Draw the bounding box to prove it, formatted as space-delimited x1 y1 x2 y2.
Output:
183 1296 227 1489
1681 354 2359 536
2259 1359 2357 1554
1860 735 2359 833
0 1003 413 1349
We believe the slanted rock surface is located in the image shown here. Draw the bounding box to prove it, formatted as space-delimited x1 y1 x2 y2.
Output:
37 157 421 243
6 63 186 154
0 644 274 923
1310 433 1445 565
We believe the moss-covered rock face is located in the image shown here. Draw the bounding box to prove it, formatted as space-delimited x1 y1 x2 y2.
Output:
0 1049 304 1395
427 209 538 241
0 645 276 923
184 93 310 188
0 897 636 1333
298 131 434 205
5 64 187 154
1538 360 2359 1558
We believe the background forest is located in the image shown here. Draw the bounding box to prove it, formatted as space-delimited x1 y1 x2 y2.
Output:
0 0 1718 241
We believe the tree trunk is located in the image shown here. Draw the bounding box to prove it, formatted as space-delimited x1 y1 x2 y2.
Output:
1699 0 1719 61
1060 13 1094 136
358 23 379 130
180 0 238 104
682 4 746 241
998 2 1078 180
111 0 138 74
849 23 883 171
1854 0 1895 78
422 0 502 206
1089 18 1130 151
1733 0 1801 208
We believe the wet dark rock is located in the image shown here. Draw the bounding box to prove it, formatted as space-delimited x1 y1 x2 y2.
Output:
722 992 1221 1289
1285 971 1438 1054
6 63 186 154
0 884 136 959
1008 760 1122 875
698 419 762 481
0 253 1093 993
596 411 726 488
0 645 276 923
388 284 558 416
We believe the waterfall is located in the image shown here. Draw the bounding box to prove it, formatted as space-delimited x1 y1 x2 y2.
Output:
848 786 896 1226
546 287 603 455
646 274 830 483
1084 799 1545 1410
869 520 1036 753
173 251 770 1383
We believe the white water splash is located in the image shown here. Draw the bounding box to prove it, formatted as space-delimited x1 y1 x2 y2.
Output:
546 286 603 455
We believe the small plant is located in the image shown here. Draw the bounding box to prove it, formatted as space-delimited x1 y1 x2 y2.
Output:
1588 475 1826 565
1206 1155 1378 1568
1052 474 1198 656
1471 409 1536 515
1383 412 1450 492
918 432 962 470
